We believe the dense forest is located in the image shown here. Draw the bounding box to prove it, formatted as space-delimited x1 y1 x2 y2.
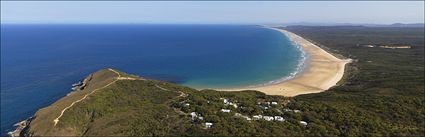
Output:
23 26 424 136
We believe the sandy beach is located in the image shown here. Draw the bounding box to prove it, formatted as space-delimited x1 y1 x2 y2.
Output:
218 28 351 97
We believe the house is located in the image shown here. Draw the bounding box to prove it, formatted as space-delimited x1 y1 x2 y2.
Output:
229 102 238 108
234 113 252 121
274 116 285 122
184 103 190 106
221 109 231 113
244 116 252 121
263 116 274 121
221 98 238 108
253 115 263 120
223 99 229 104
300 121 308 126
283 109 301 113
190 112 197 120
271 102 278 105
362 44 376 48
203 122 213 129
220 98 229 104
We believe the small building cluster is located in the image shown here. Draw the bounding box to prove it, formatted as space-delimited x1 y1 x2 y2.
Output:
258 101 279 105
252 115 285 122
257 101 279 110
203 122 213 129
176 97 309 130
358 44 411 49
219 98 238 113
379 45 411 49
190 112 204 121
283 109 302 113
191 111 214 129
221 98 238 108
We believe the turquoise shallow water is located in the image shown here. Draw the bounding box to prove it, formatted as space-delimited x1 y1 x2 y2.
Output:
0 24 303 134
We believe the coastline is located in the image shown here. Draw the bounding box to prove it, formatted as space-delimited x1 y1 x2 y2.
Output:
5 27 351 135
217 28 351 97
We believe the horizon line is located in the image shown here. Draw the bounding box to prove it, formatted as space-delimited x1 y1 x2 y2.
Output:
2 22 424 25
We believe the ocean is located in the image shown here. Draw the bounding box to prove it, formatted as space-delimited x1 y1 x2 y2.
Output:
0 24 303 134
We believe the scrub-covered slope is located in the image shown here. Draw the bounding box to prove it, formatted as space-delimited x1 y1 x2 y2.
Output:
22 69 312 136
23 69 188 136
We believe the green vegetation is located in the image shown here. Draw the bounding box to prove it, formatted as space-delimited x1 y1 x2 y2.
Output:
285 26 424 136
23 26 424 136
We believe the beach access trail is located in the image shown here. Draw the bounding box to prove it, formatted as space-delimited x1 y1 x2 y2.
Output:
53 69 142 126
219 28 351 97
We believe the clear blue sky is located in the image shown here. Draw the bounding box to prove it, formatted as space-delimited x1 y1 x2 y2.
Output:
1 1 424 24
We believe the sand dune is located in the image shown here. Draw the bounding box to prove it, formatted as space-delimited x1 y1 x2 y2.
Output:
218 28 351 97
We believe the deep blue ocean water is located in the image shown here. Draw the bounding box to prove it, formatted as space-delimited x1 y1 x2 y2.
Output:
0 24 302 134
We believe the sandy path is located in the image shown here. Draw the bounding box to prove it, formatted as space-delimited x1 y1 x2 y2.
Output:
218 28 351 97
53 69 142 126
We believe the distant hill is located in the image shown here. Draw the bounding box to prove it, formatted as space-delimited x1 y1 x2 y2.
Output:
365 23 425 28
279 22 425 28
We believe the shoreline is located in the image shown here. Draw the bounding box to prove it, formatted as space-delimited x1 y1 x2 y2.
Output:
216 28 351 97
244 27 309 88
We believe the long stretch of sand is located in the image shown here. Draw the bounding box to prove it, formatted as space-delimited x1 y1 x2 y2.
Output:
218 28 351 97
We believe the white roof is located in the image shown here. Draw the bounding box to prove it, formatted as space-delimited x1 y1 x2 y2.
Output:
221 109 231 112
263 116 274 121
274 116 285 121
253 115 263 120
